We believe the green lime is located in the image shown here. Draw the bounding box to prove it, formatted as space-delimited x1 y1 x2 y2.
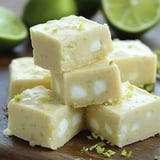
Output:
101 0 160 36
0 7 28 51
22 0 77 27
75 0 101 18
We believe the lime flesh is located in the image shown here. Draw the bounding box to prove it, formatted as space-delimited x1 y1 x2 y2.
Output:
0 7 28 51
102 0 160 35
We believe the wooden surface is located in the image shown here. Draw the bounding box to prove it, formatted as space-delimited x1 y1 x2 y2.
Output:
0 2 160 159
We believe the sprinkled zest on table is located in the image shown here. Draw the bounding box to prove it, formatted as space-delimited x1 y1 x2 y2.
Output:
121 149 132 158
81 141 116 158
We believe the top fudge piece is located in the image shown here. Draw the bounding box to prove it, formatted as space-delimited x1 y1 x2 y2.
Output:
30 15 112 73
108 39 157 86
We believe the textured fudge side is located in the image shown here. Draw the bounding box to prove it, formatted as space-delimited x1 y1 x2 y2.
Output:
8 57 51 100
5 86 84 150
51 59 122 108
30 15 112 72
108 39 157 86
86 82 160 147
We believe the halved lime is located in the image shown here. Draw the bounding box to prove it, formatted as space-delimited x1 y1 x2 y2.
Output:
102 0 160 36
22 0 77 27
0 7 28 51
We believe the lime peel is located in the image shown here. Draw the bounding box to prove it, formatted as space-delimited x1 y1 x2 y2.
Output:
0 7 28 50
102 0 160 34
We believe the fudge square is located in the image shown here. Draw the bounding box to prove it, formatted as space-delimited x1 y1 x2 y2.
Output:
30 15 112 72
108 39 157 86
8 57 51 100
5 86 84 150
51 59 122 108
86 81 160 147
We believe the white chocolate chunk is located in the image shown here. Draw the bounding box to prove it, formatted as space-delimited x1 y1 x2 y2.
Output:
90 118 99 131
94 80 106 95
131 123 140 131
90 40 101 52
72 114 81 127
105 123 112 135
146 111 152 119
58 119 69 137
71 85 87 99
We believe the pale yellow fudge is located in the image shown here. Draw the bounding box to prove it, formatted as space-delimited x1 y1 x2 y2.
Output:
86 82 160 147
5 86 84 150
30 15 112 72
51 59 122 108
108 39 157 86
8 57 51 100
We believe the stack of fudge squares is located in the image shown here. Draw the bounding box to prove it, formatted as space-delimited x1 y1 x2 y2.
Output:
5 15 160 150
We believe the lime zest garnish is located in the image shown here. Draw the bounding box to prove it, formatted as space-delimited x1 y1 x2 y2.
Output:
14 94 22 102
89 141 106 151
78 22 85 31
52 28 58 33
109 60 114 65
121 149 132 158
81 146 89 153
38 95 52 102
103 149 116 158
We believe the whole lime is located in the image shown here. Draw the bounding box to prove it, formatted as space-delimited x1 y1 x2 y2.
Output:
0 7 28 51
22 0 78 27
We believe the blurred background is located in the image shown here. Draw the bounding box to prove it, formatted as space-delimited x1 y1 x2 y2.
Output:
0 0 159 54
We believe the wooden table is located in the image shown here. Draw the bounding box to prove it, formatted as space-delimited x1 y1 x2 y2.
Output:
0 3 160 159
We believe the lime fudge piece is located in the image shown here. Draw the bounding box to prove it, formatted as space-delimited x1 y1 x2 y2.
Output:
86 82 160 147
51 59 122 108
5 86 84 150
30 15 112 72
8 57 51 100
108 39 157 86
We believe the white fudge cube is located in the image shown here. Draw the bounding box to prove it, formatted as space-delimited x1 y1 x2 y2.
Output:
8 57 51 100
86 82 160 147
5 86 84 150
51 59 122 108
108 39 157 86
30 15 112 72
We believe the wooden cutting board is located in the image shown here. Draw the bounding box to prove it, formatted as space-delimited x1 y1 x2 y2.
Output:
0 9 160 160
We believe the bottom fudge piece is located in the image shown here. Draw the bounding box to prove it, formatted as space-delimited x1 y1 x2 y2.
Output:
86 81 160 147
8 57 51 100
51 59 122 108
5 86 84 150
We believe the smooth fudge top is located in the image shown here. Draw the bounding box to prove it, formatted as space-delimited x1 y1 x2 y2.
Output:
109 39 156 59
30 15 110 41
10 57 50 80
11 86 68 114
103 82 160 114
